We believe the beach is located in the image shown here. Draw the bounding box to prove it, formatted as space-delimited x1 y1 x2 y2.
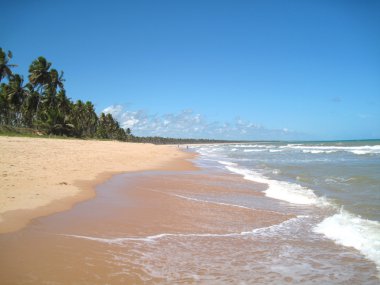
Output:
0 136 195 233
0 138 379 284
0 158 297 284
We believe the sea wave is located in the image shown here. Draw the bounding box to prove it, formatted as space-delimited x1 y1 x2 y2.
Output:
302 149 337 154
231 144 274 149
223 164 330 206
217 160 237 167
314 208 380 271
284 144 380 155
269 149 283 153
196 143 380 156
243 149 266 152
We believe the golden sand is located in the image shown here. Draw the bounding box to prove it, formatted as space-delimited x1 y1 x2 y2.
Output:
0 136 196 233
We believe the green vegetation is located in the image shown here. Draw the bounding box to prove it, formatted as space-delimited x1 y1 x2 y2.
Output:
0 48 130 141
0 48 232 144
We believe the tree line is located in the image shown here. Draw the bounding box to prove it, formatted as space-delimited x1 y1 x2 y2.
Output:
0 47 236 144
0 48 131 141
132 136 232 144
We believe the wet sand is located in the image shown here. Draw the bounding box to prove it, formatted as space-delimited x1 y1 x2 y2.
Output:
0 169 292 284
1 168 378 284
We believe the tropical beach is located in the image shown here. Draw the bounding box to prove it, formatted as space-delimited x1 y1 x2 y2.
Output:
1 0 380 284
1 139 379 284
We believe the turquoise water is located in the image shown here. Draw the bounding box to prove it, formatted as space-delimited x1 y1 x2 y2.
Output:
193 140 380 274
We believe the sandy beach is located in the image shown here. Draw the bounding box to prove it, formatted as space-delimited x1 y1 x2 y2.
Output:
0 139 378 284
0 136 195 233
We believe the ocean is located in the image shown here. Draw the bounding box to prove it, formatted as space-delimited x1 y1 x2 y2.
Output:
192 140 380 281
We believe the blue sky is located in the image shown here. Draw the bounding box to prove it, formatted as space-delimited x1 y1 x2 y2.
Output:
1 0 379 140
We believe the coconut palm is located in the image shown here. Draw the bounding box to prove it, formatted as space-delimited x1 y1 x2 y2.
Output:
96 112 108 138
69 100 86 137
40 69 65 109
0 50 130 141
21 83 40 127
52 90 74 135
5 74 29 125
83 101 98 137
56 90 71 115
0 48 17 82
28 57 58 126
28 57 52 90
0 83 9 124
48 69 65 94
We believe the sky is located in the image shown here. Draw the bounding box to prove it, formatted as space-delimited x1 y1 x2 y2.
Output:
1 0 379 140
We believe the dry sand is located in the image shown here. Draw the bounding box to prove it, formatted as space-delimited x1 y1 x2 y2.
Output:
0 136 196 233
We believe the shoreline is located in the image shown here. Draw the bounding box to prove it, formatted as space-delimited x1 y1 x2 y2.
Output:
1 139 379 283
0 167 295 284
0 136 197 233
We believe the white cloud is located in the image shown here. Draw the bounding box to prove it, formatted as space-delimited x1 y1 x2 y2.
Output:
102 105 307 140
103 105 123 117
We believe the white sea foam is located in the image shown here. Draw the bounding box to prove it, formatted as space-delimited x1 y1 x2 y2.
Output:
243 149 266 152
224 165 329 206
351 150 370 155
285 144 380 155
171 193 254 211
63 216 306 244
302 149 337 154
231 144 273 148
242 215 308 236
64 232 240 244
217 160 237 167
200 143 380 155
314 209 380 271
269 149 283 153
324 176 354 184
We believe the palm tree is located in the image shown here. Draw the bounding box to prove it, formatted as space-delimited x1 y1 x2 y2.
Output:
53 90 74 135
28 56 52 91
41 69 65 110
49 69 65 92
5 74 29 126
28 57 59 127
56 90 71 115
105 113 118 139
0 48 17 82
83 101 98 137
0 51 131 141
0 83 9 124
96 112 108 139
69 100 86 137
21 83 40 127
